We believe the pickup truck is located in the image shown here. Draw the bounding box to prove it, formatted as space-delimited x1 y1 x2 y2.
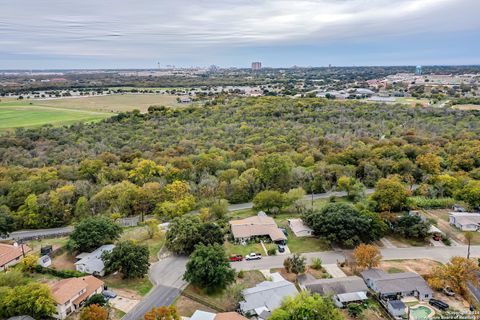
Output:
245 253 262 260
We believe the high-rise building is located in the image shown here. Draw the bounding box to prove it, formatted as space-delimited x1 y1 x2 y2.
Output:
251 62 262 70
415 65 422 75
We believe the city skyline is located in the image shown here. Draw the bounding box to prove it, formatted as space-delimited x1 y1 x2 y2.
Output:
1 0 480 69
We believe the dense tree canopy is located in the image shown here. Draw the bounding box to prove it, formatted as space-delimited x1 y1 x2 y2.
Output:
69 216 122 252
0 282 56 319
102 240 150 278
0 97 479 229
304 202 386 247
183 244 235 293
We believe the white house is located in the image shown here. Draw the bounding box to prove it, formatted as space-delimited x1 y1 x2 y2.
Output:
449 212 480 231
49 276 104 319
287 219 313 237
75 244 114 276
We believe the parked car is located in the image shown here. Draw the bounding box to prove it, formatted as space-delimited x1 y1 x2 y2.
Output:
280 228 288 237
102 290 117 300
442 287 455 296
432 234 442 241
229 254 243 262
429 299 449 311
278 244 285 253
245 253 262 260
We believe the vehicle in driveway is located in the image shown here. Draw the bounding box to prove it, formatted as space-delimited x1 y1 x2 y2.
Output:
277 244 285 253
245 253 262 260
229 254 243 262
102 290 117 300
432 234 442 241
429 298 449 311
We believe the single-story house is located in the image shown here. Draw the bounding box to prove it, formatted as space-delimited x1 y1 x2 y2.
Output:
239 273 298 319
75 244 114 276
449 212 480 231
287 219 313 237
302 276 369 308
49 275 104 319
361 269 433 301
0 243 31 271
229 215 287 243
387 300 406 318
189 311 248 320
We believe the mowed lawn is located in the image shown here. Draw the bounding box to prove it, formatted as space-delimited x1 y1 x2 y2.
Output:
33 93 181 113
0 102 111 131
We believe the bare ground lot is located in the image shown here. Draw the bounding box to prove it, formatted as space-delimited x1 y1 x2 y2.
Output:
33 94 181 113
452 104 480 111
422 209 477 244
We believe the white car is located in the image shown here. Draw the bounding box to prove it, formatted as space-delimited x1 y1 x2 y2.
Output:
245 253 262 260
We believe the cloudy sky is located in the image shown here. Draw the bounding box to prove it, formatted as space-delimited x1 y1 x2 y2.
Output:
1 0 480 69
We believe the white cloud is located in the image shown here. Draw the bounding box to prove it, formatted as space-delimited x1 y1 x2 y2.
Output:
0 0 479 62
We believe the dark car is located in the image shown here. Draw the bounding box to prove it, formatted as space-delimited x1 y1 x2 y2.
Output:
280 228 288 237
429 298 449 311
102 290 117 300
278 244 285 253
229 255 243 262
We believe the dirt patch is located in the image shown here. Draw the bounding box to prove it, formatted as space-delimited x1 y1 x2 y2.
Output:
433 292 470 312
175 295 217 317
51 252 76 270
452 104 480 111
109 295 139 313
270 268 298 282
379 259 441 276
307 267 330 279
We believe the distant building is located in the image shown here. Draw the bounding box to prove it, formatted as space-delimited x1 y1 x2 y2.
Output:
449 212 480 231
415 65 422 75
251 62 262 70
287 219 313 237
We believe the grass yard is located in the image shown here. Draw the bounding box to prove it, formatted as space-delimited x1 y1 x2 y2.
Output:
181 270 265 312
224 241 275 257
103 273 153 297
119 225 166 262
452 104 480 111
33 93 181 113
0 102 111 131
26 236 69 252
175 295 217 317
287 235 331 253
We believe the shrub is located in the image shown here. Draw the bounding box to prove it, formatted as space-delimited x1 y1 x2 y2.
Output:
267 248 277 256
237 270 245 279
407 196 456 209
310 258 322 270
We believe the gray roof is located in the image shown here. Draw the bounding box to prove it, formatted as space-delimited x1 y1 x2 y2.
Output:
75 244 114 273
337 292 368 303
388 300 406 310
361 269 432 295
8 317 35 320
305 276 368 296
240 273 298 314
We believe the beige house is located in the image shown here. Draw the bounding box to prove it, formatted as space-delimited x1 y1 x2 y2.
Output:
49 276 104 319
229 215 287 243
0 243 31 271
287 218 313 237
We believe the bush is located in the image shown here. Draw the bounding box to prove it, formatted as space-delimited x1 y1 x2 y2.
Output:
407 196 456 209
348 303 364 318
267 248 277 256
311 257 322 270
442 237 452 246
237 270 245 279
34 265 85 278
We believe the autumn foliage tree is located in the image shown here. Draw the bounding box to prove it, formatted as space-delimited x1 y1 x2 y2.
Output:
80 304 108 320
353 244 382 269
428 257 479 297
144 306 180 320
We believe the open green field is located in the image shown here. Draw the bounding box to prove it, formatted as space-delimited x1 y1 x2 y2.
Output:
33 93 181 113
0 102 112 131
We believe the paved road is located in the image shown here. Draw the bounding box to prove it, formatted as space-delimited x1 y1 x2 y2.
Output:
122 255 188 320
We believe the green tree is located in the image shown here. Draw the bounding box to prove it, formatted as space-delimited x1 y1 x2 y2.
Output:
0 205 15 238
85 293 107 307
371 177 409 212
15 194 42 229
456 180 480 209
258 154 292 190
102 240 150 279
337 176 365 201
129 159 165 184
393 214 430 240
269 291 344 320
0 283 56 319
253 190 286 214
303 202 386 248
69 216 122 252
183 244 235 293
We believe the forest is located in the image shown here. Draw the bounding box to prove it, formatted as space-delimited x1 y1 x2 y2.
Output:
0 97 479 230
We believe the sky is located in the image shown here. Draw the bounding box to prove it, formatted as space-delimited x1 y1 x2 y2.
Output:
1 0 480 69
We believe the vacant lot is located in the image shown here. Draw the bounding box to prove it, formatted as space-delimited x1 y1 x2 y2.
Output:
0 102 111 131
33 94 181 113
379 259 441 276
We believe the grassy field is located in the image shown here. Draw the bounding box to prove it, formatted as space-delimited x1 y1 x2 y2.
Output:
0 101 111 131
33 94 181 113
452 104 480 111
